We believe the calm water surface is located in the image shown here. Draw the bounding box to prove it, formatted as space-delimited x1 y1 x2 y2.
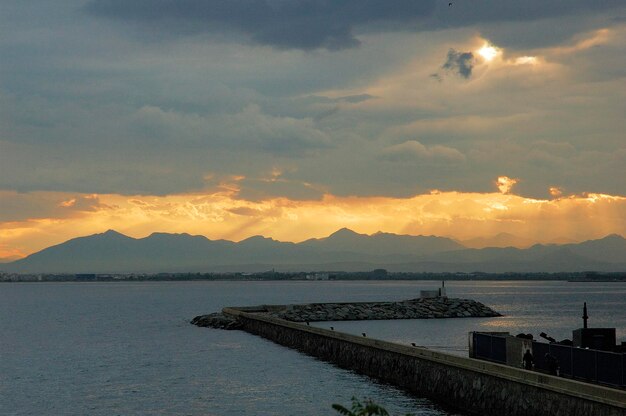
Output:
1 280 624 415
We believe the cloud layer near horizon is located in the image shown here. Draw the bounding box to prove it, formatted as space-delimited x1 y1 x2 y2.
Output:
1 1 626 256
2 184 625 258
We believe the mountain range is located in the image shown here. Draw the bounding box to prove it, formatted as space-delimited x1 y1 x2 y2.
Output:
458 232 576 249
2 229 625 274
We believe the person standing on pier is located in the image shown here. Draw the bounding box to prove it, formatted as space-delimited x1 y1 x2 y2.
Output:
522 349 534 370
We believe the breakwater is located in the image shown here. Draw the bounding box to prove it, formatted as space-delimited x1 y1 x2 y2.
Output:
191 297 500 329
271 297 500 322
215 307 625 416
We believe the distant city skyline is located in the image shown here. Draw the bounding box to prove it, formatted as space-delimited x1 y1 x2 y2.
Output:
2 1 625 258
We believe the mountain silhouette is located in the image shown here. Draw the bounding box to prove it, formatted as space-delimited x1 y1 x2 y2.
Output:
2 230 625 274
460 232 535 249
301 228 462 256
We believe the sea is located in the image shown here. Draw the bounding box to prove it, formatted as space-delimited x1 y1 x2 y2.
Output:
1 280 625 416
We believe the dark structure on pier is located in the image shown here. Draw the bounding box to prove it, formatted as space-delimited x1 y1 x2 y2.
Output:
470 303 625 388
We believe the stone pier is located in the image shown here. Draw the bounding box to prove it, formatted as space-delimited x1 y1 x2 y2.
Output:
192 301 626 416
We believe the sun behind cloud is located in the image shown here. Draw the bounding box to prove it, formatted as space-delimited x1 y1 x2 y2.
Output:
478 43 500 61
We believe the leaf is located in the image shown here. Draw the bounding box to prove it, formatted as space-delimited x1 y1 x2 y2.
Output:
332 403 353 416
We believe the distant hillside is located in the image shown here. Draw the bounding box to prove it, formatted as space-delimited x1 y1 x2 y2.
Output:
460 232 535 249
300 228 463 255
1 229 462 274
2 230 625 274
565 234 626 263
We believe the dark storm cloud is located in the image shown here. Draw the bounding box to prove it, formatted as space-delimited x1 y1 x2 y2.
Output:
3 0 626 200
85 0 624 50
85 0 436 50
442 49 474 79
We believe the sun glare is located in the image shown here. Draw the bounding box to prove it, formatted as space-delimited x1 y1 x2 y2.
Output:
478 44 499 61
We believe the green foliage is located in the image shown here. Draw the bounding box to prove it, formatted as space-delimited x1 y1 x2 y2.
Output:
332 397 413 416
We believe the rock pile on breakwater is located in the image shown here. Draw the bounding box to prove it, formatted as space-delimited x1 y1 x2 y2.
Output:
191 297 501 329
191 312 242 330
270 297 501 322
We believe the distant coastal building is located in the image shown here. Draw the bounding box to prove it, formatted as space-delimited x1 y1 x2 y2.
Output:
305 273 329 281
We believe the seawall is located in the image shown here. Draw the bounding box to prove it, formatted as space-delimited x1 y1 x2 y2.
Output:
221 307 626 416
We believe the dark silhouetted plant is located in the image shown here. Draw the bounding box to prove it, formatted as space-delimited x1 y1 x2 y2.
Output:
332 397 413 416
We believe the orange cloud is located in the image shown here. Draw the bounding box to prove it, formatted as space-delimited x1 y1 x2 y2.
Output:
59 198 77 207
0 243 27 260
496 176 518 194
1 181 625 258
549 187 563 197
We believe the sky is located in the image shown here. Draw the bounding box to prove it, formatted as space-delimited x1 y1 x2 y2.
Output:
1 1 626 259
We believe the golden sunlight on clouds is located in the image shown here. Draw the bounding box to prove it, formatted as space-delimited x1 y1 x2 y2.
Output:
549 28 612 55
479 28 616 71
514 56 538 65
496 176 518 194
1 180 625 258
549 187 563 198
326 35 557 113
0 243 27 261
475 39 543 68
59 198 77 208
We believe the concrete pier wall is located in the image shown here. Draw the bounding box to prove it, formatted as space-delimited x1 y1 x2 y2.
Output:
223 307 626 416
